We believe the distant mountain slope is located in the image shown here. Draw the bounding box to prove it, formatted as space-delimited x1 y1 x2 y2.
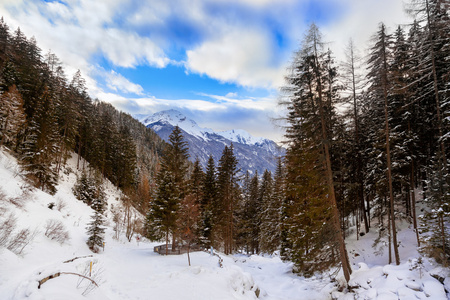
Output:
137 110 285 175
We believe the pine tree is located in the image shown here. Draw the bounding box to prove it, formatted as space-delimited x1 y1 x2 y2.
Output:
280 23 352 281
259 170 278 254
86 178 106 253
340 39 369 235
200 155 216 248
216 144 239 254
0 84 26 149
145 168 179 254
239 171 260 254
366 23 400 265
73 170 98 206
19 86 59 194
188 159 204 244
145 126 189 253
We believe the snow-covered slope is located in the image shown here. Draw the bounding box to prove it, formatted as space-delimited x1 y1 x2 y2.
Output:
139 109 214 141
138 110 285 175
217 129 265 146
0 149 449 300
0 150 264 299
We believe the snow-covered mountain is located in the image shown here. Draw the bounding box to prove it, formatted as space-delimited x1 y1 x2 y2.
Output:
137 110 285 175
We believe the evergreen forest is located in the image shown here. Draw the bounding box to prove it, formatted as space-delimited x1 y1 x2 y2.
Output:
0 0 449 284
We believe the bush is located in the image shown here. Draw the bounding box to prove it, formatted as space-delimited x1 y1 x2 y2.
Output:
0 213 17 247
44 219 70 244
7 228 38 255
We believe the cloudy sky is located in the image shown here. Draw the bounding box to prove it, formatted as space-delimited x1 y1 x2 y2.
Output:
0 0 411 142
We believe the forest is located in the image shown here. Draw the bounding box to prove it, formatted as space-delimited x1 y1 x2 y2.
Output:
0 0 448 285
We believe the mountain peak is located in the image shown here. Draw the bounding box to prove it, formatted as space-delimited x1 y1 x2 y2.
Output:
138 109 285 174
141 110 213 140
217 129 266 146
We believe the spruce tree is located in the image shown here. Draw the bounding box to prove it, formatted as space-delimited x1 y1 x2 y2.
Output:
366 23 400 265
200 155 217 248
216 144 239 254
259 170 278 254
145 126 189 253
145 169 179 254
19 86 59 194
86 175 106 252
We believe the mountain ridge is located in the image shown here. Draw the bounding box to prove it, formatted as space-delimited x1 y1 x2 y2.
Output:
136 110 285 175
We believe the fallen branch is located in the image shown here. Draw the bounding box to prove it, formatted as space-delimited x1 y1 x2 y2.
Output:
38 272 98 289
204 249 223 268
63 255 93 263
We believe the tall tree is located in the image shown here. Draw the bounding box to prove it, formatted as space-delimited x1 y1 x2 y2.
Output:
145 126 189 252
216 144 239 255
341 38 369 235
85 175 107 253
0 84 26 148
366 23 400 265
280 23 352 281
200 155 217 248
259 170 278 254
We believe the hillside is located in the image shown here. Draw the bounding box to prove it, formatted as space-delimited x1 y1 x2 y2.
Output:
0 149 449 300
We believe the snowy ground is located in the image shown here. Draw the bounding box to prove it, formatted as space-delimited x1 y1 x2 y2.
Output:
0 149 449 300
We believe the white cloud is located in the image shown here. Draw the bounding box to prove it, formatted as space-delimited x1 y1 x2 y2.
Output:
97 92 285 142
0 0 169 92
186 27 286 89
322 0 410 61
101 28 169 68
104 70 144 95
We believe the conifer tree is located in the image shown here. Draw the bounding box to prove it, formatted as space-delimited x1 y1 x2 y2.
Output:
86 176 106 253
216 144 239 254
280 23 352 281
73 170 98 206
341 39 369 235
200 155 216 248
145 126 189 253
19 86 59 194
145 168 179 254
259 170 278 254
188 159 204 243
366 23 400 265
0 84 26 149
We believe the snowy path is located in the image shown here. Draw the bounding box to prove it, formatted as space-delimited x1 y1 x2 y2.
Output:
234 255 335 300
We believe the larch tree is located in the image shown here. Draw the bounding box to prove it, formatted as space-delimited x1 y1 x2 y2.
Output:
366 23 400 265
280 23 352 282
0 84 26 149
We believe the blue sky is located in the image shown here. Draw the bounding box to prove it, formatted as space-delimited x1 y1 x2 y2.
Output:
0 0 409 142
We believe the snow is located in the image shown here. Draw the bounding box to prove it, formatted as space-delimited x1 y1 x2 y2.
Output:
141 109 214 141
217 129 266 146
0 148 449 300
140 109 270 146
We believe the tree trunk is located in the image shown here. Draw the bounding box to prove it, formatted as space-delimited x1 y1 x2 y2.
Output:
165 230 169 255
410 163 420 247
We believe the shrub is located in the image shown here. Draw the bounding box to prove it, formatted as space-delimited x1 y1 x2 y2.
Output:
44 219 70 244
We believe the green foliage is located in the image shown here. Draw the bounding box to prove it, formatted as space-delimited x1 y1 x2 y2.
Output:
145 169 180 241
145 126 189 247
199 155 216 248
73 170 104 206
85 176 106 252
0 18 164 199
